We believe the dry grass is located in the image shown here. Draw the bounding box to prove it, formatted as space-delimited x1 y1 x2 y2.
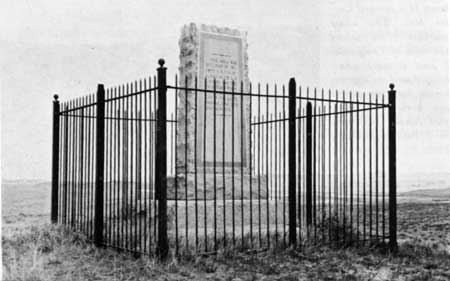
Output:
3 223 450 281
2 181 450 280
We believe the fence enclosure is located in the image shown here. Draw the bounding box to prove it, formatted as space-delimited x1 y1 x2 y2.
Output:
51 59 398 259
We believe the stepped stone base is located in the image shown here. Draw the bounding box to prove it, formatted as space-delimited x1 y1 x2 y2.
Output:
167 173 268 200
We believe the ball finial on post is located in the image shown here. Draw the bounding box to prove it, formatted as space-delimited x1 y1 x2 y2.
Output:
389 83 395 91
53 94 59 101
158 58 165 67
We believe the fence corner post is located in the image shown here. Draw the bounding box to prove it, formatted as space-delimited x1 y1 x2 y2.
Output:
94 84 105 246
306 102 313 234
156 59 169 260
388 83 398 252
288 78 297 247
51 94 60 223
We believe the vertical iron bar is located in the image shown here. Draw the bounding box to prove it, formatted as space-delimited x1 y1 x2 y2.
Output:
51 95 60 223
340 101 343 243
121 86 126 248
298 86 303 243
316 91 320 241
306 102 312 233
322 104 326 240
86 98 91 238
184 76 189 251
350 93 354 243
92 95 96 240
375 94 379 240
104 90 109 245
356 93 360 242
67 101 72 228
195 77 199 251
369 94 373 241
388 84 397 252
328 90 331 242
343 93 347 244
109 89 113 246
125 84 129 249
363 93 366 241
139 80 143 251
297 87 302 244
71 101 77 228
63 106 69 225
274 85 278 245
143 81 148 251
213 78 217 252
249 83 253 247
265 84 270 247
334 101 338 242
132 83 136 251
232 80 236 246
313 90 317 241
270 113 273 240
240 81 244 250
339 102 343 240
174 75 179 255
153 76 158 250
84 99 89 233
79 106 85 233
257 83 261 247
58 105 63 224
94 84 105 246
382 95 386 242
317 105 321 241
321 103 325 242
145 81 149 252
74 101 79 229
282 89 286 246
114 91 117 246
223 79 227 247
203 77 207 253
318 105 322 241
288 78 296 246
155 59 168 259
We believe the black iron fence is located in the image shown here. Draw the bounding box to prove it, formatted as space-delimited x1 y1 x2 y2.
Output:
51 59 397 259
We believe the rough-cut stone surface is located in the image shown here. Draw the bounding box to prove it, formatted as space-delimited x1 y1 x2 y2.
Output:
176 23 250 175
166 174 268 200
175 23 252 197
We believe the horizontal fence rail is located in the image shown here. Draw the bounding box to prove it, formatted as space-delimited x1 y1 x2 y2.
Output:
51 59 397 259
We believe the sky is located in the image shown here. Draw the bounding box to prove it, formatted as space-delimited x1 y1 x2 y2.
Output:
1 0 449 189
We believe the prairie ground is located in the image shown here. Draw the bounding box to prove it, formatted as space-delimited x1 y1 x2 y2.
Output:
2 181 450 280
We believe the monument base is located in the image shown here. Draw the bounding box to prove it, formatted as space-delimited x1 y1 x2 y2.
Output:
167 173 268 200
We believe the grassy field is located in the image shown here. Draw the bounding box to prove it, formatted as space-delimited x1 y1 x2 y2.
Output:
2 180 450 280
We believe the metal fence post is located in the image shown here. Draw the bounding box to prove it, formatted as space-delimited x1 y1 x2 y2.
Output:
156 59 168 259
388 83 398 252
94 84 105 246
51 95 60 223
306 102 313 231
288 78 297 246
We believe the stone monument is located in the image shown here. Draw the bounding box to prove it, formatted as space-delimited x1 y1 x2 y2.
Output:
167 23 266 199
